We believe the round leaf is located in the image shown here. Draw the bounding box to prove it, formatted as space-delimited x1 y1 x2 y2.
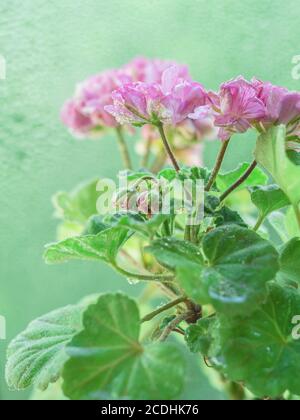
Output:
6 305 83 391
279 237 300 284
178 226 279 314
249 185 290 219
212 284 300 397
217 163 268 193
147 237 204 271
44 227 130 265
63 293 185 400
255 125 300 207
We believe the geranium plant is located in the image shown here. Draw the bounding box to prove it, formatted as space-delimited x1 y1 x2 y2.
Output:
5 57 300 400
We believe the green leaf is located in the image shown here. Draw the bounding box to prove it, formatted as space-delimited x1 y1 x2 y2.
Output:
279 238 300 284
268 212 290 243
63 294 185 400
287 150 300 166
158 168 177 181
122 170 154 182
215 206 247 228
53 179 101 225
30 380 68 401
249 185 290 219
84 215 110 235
204 194 247 228
147 237 204 271
255 126 300 206
6 305 83 391
185 317 216 354
217 163 268 193
285 207 300 238
109 212 169 238
178 167 211 184
212 284 300 397
177 226 279 314
148 226 278 314
44 227 130 265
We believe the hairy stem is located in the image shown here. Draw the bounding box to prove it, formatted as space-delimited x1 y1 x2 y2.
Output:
116 126 133 170
141 296 187 323
159 312 191 342
157 123 180 172
205 139 230 192
113 263 174 283
220 159 258 202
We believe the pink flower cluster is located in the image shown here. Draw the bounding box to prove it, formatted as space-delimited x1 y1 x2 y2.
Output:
211 77 300 140
106 66 209 126
61 57 191 138
61 57 300 144
61 70 131 137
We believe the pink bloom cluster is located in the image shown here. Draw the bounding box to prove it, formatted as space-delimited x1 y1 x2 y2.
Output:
105 66 209 126
209 77 300 140
61 70 132 137
123 57 190 84
61 57 300 145
61 57 190 138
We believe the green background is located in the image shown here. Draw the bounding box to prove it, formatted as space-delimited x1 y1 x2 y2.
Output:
0 0 299 400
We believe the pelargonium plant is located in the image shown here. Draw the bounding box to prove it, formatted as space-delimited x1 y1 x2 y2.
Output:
6 57 300 401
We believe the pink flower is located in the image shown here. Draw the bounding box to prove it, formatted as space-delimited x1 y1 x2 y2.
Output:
214 77 266 140
105 82 165 125
188 105 218 140
123 57 190 84
105 66 209 127
61 100 94 137
61 70 131 137
161 67 209 125
252 79 300 127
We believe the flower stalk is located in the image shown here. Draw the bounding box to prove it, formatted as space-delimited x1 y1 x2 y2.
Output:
141 296 187 323
116 126 133 170
220 160 258 202
205 139 230 192
157 123 180 172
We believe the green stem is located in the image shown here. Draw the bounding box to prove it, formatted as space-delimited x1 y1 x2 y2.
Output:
205 139 230 192
141 296 187 323
157 123 180 172
184 225 192 241
113 263 174 283
253 214 265 232
116 126 133 170
163 220 171 237
191 225 200 244
159 312 191 342
220 159 258 202
141 136 152 168
293 203 300 230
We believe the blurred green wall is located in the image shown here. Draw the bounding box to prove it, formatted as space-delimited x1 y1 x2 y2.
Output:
0 0 299 400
